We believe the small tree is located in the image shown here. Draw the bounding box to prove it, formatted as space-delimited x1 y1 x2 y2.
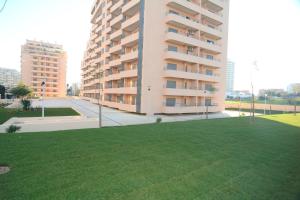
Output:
0 85 5 99
10 83 32 99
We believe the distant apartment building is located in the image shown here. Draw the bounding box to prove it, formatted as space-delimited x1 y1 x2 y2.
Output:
258 89 286 97
21 40 67 97
81 0 230 114
226 60 235 93
287 83 300 94
0 68 20 89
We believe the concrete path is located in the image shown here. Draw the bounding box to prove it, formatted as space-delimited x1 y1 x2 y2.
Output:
0 98 252 133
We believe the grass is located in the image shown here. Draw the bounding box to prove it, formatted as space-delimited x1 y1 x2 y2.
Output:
0 108 80 124
0 115 300 200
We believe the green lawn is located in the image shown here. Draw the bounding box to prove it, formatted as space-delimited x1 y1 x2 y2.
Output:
0 108 80 124
0 115 300 200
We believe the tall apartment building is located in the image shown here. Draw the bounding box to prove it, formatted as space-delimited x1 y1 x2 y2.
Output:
21 40 67 97
0 68 20 89
81 0 229 114
226 60 235 93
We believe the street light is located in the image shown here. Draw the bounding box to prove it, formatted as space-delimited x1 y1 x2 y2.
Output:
264 93 268 115
41 80 46 118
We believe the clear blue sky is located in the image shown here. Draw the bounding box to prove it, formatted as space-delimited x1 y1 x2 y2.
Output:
0 0 300 92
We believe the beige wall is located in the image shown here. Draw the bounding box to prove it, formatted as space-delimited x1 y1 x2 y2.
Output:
226 103 300 112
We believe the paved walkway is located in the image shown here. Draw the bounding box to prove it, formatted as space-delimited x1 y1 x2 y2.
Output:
0 98 251 133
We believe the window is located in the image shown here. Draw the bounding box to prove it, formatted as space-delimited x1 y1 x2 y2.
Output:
168 45 178 52
167 63 177 70
205 98 212 106
206 55 214 60
169 10 179 15
166 98 176 107
205 84 213 91
206 70 213 76
207 40 215 45
168 28 178 33
166 80 176 89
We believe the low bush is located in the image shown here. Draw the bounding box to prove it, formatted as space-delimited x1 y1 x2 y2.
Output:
156 117 162 123
21 99 31 111
6 125 21 133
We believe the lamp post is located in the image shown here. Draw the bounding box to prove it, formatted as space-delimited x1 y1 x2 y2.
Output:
264 93 268 115
41 80 46 118
238 95 241 117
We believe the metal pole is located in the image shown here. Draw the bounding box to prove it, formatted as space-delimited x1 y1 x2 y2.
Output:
42 82 45 118
264 94 267 115
238 96 241 117
206 105 208 119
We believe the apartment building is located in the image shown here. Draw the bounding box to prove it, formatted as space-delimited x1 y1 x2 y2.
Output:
81 0 229 114
21 40 67 97
0 68 20 89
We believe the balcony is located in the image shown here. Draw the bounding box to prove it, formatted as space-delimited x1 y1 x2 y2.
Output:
111 0 124 14
110 44 122 54
165 50 222 68
120 50 138 62
122 13 140 31
162 105 219 114
200 22 222 39
166 12 199 31
201 8 223 24
109 59 122 67
110 29 122 41
163 87 214 97
110 14 123 28
105 69 138 81
105 87 137 94
123 0 140 15
121 32 139 47
166 0 200 16
164 68 220 82
202 0 224 12
166 31 222 53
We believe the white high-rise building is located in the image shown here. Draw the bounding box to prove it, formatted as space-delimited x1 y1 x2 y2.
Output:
0 68 21 89
226 61 235 93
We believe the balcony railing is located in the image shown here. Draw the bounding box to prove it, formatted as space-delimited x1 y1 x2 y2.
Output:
167 30 222 47
166 12 222 32
164 67 220 77
166 48 221 62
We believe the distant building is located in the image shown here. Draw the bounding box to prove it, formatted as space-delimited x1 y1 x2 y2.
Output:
0 68 20 89
226 61 235 93
287 83 300 94
258 89 286 97
226 90 251 99
21 40 67 97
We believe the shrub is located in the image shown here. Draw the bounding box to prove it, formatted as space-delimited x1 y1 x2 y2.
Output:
21 99 31 111
156 117 162 123
6 125 21 134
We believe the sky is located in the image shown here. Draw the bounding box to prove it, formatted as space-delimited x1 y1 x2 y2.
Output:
0 0 300 92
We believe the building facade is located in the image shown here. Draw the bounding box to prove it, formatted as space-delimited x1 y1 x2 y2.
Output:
287 83 300 94
226 60 234 93
81 0 230 114
21 40 67 97
0 68 20 89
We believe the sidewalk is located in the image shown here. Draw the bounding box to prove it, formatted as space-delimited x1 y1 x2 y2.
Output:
0 98 253 133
